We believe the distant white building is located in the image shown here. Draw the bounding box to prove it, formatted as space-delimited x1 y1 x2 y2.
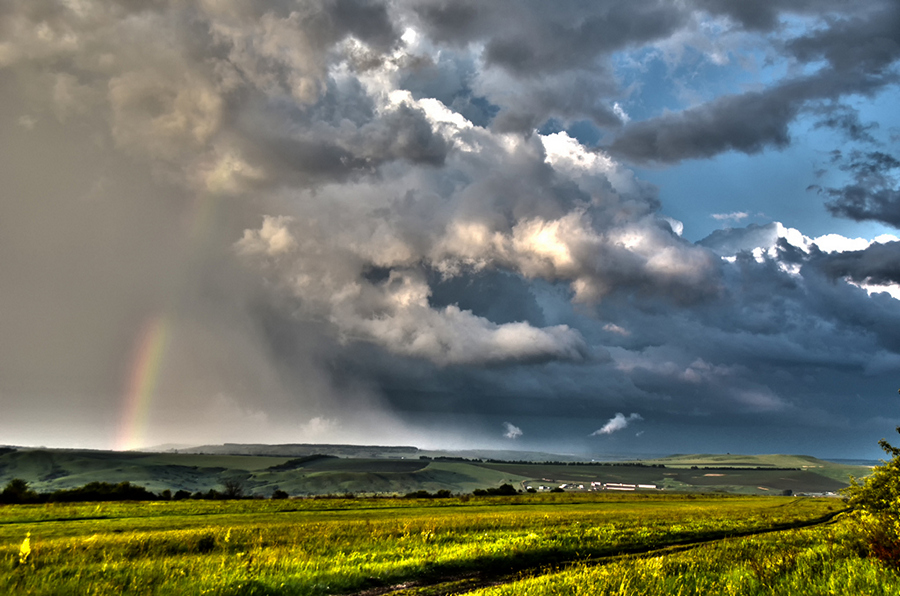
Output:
604 483 636 491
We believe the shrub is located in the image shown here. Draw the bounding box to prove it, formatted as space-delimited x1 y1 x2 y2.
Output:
473 484 519 497
1 478 39 504
405 490 434 499
844 425 900 567
49 481 156 502
404 489 454 499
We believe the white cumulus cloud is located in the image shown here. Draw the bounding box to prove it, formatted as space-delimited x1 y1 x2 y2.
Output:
503 422 523 439
592 413 643 436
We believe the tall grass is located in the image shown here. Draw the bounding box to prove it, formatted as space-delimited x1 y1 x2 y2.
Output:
472 517 900 596
0 495 855 595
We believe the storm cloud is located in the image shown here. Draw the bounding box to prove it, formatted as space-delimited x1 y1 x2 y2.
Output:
610 1 900 164
816 241 900 286
1 0 899 458
817 151 900 227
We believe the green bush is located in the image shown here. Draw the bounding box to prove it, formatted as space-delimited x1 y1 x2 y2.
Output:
844 425 900 567
473 484 519 496
1 478 39 504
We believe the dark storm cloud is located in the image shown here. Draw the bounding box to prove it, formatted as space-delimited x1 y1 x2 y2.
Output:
333 221 896 433
816 151 900 227
406 0 685 133
428 271 547 327
406 1 487 45
693 0 857 31
363 102 450 165
480 2 682 76
816 241 900 286
811 105 879 143
489 72 623 134
608 88 799 164
2 0 899 456
609 2 900 164
398 51 499 128
786 2 900 75
329 0 399 51
411 0 899 146
825 186 900 227
609 66 898 164
335 236 899 454
232 98 449 190
692 226 900 357
411 0 684 74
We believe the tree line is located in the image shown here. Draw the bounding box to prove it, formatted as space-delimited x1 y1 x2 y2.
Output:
0 478 290 504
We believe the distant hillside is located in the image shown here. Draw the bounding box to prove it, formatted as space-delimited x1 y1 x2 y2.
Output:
648 453 846 468
172 443 588 463
175 443 421 459
643 453 871 484
0 445 872 498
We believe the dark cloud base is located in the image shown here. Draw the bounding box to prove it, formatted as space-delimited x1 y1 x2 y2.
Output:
0 0 899 458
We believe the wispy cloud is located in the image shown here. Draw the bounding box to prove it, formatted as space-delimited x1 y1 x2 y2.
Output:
712 211 750 222
603 323 631 336
591 413 642 436
16 115 36 130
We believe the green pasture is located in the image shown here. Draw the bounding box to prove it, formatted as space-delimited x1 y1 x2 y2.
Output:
0 494 864 595
476 461 849 495
649 453 832 468
645 453 872 485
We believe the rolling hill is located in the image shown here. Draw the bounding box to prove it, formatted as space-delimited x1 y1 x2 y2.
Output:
0 445 872 497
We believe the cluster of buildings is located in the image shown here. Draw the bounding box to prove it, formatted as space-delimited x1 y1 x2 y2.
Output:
594 482 659 491
525 482 659 492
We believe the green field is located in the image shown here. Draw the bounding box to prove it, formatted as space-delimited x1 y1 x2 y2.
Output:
5 493 893 595
0 447 870 497
3 443 884 594
470 515 900 596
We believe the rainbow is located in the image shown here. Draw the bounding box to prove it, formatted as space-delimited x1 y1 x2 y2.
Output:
115 191 222 450
115 314 171 451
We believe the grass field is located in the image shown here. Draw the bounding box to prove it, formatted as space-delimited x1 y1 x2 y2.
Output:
471 518 900 596
4 493 892 595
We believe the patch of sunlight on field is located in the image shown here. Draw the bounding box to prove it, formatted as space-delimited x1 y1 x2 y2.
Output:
0 495 865 595
472 518 900 596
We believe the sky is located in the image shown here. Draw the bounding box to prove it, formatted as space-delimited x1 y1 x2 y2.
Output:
2 0 900 460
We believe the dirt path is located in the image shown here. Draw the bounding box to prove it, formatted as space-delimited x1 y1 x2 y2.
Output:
341 508 850 596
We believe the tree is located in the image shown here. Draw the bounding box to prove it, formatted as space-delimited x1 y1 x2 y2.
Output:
222 479 244 499
1 478 38 504
844 424 900 567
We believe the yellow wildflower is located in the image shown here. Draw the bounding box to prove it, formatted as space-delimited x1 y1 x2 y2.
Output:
19 532 32 565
